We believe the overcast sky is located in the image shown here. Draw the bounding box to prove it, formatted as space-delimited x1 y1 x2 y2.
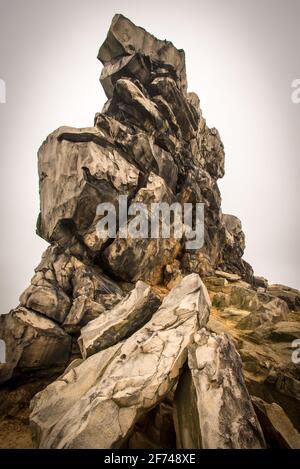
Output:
0 0 299 313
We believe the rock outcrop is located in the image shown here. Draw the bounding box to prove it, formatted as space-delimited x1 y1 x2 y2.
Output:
174 329 266 449
30 275 210 448
0 14 299 449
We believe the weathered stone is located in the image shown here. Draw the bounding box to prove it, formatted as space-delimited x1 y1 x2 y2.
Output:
174 329 266 449
98 14 187 97
238 297 289 330
20 245 123 327
1 13 299 450
253 321 300 342
63 297 105 334
30 274 210 448
149 76 198 141
37 126 140 250
267 284 300 311
252 397 300 448
208 280 300 432
204 276 228 291
78 281 161 358
254 276 268 289
103 172 182 285
20 284 71 324
94 113 178 191
0 308 71 384
215 270 241 282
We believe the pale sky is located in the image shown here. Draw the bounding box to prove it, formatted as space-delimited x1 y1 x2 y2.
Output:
0 0 299 313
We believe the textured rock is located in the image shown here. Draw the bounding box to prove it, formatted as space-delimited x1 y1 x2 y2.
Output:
174 329 266 449
207 279 300 433
1 14 299 450
98 14 187 97
215 270 241 282
37 126 140 250
267 284 300 311
103 172 182 285
30 274 210 448
78 281 161 358
252 397 300 448
20 245 123 329
254 276 268 289
237 297 289 330
0 308 71 384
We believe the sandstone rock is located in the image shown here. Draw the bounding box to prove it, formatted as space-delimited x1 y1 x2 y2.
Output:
98 14 187 97
258 321 300 342
0 308 71 384
212 291 230 308
254 276 268 289
208 281 300 432
20 284 71 325
30 274 210 448
94 113 178 192
215 270 241 282
20 245 123 329
1 13 299 450
103 172 182 285
63 297 106 334
78 281 161 358
204 276 228 291
252 397 300 448
238 297 289 330
149 76 198 141
267 284 300 311
174 329 266 449
124 397 176 449
37 126 140 250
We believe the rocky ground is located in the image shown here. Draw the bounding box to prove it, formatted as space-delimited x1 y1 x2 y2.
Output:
0 14 299 449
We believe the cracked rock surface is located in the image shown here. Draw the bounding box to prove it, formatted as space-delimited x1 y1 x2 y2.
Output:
174 329 266 449
0 14 299 449
30 274 210 448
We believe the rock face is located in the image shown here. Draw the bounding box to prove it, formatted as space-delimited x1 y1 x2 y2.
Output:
174 329 266 449
0 14 299 450
78 280 161 358
0 307 71 384
30 275 210 448
252 397 300 449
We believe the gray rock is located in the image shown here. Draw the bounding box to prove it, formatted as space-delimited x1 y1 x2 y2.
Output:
103 172 181 285
78 281 161 358
254 321 300 342
254 276 268 289
98 14 187 97
174 329 266 449
37 126 140 250
252 397 300 448
30 274 210 448
267 284 300 311
215 270 241 282
0 307 71 384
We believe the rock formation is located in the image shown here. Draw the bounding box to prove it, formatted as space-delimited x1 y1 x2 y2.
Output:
0 14 299 449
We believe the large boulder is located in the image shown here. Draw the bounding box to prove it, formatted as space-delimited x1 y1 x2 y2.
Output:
267 284 300 311
37 126 140 251
78 281 161 358
252 397 300 448
30 274 210 448
98 14 187 98
0 307 71 384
